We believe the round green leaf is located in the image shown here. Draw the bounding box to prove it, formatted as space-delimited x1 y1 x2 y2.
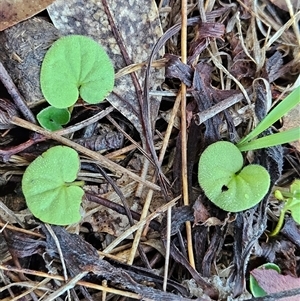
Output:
22 146 84 225
40 35 114 108
37 106 71 131
198 141 270 212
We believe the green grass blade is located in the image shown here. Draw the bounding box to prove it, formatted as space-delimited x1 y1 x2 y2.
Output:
237 86 300 146
238 127 300 152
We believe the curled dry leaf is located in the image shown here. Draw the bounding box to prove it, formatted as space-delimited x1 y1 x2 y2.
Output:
74 131 124 152
0 0 55 31
193 197 210 225
188 21 225 63
0 98 19 129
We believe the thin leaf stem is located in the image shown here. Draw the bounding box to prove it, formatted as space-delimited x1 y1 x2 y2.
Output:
65 181 85 187
269 209 286 237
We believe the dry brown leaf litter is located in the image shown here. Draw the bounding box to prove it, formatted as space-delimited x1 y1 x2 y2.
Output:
0 1 300 300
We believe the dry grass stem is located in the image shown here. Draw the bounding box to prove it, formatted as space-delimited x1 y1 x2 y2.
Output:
10 116 160 191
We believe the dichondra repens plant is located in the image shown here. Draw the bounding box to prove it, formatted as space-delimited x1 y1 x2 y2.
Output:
38 35 115 130
37 107 70 131
22 34 115 225
269 179 300 236
198 85 300 212
198 141 270 212
22 146 84 225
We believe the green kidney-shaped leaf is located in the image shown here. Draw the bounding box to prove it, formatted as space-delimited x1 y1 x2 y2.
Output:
37 106 70 131
40 35 114 108
198 141 270 212
22 146 84 225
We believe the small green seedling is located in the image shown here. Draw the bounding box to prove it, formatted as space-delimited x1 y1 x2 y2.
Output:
269 179 300 236
37 106 70 131
40 35 114 109
198 86 300 212
249 263 281 297
198 141 270 212
22 146 84 225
